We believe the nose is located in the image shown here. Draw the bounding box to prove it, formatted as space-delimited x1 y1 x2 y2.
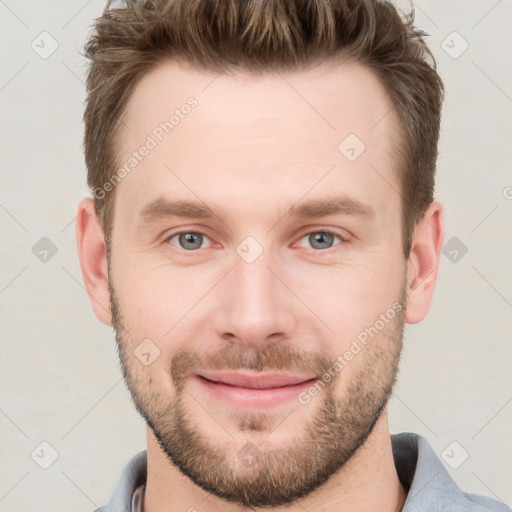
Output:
210 250 297 348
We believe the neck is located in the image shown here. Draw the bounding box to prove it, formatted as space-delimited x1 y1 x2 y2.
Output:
143 410 407 512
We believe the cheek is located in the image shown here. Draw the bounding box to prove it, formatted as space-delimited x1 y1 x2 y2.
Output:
114 260 205 332
111 259 221 378
283 254 405 340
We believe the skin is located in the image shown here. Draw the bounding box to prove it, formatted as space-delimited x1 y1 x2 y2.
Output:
76 58 443 512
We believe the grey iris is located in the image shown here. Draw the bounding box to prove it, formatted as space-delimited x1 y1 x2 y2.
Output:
179 233 203 250
309 232 334 250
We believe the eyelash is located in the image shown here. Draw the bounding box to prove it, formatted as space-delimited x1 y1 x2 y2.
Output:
163 229 346 253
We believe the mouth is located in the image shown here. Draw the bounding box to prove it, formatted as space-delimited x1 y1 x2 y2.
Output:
193 371 317 408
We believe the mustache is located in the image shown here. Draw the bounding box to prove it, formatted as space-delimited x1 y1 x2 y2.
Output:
170 343 337 391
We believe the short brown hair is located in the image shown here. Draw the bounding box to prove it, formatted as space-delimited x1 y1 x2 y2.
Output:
83 0 444 257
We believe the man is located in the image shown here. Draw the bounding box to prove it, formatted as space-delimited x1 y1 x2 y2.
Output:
75 0 509 511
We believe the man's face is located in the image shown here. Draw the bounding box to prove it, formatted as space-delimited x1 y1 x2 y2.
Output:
108 59 407 507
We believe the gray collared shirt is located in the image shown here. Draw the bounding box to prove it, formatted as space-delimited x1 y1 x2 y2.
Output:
94 432 510 512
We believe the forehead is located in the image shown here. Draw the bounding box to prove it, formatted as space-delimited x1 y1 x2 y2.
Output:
115 58 401 229
122 57 398 144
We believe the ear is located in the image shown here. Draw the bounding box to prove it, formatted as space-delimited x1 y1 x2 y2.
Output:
75 198 112 326
405 200 444 324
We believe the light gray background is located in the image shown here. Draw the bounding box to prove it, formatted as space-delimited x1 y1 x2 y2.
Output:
1 1 511 510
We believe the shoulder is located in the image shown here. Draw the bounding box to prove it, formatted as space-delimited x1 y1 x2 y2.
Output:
93 450 147 512
391 432 510 512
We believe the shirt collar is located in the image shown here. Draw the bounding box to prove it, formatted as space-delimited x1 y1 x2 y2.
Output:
98 432 508 512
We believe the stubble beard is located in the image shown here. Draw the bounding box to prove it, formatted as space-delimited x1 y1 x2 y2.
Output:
109 276 406 508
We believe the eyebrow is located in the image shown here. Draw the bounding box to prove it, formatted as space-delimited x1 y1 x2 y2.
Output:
137 196 375 225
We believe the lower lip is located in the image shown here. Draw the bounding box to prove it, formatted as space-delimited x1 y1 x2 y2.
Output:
194 376 316 408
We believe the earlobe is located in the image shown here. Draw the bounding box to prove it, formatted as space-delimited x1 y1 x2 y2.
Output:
404 201 444 324
75 198 113 326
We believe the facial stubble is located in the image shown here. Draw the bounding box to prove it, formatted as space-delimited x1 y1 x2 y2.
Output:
108 275 406 508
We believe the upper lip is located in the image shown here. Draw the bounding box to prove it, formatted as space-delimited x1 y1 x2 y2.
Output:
197 371 316 389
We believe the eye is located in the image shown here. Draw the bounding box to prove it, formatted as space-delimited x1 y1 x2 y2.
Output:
296 230 343 251
164 229 344 252
166 231 212 251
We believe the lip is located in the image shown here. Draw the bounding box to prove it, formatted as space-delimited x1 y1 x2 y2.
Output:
197 371 316 389
193 371 317 408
